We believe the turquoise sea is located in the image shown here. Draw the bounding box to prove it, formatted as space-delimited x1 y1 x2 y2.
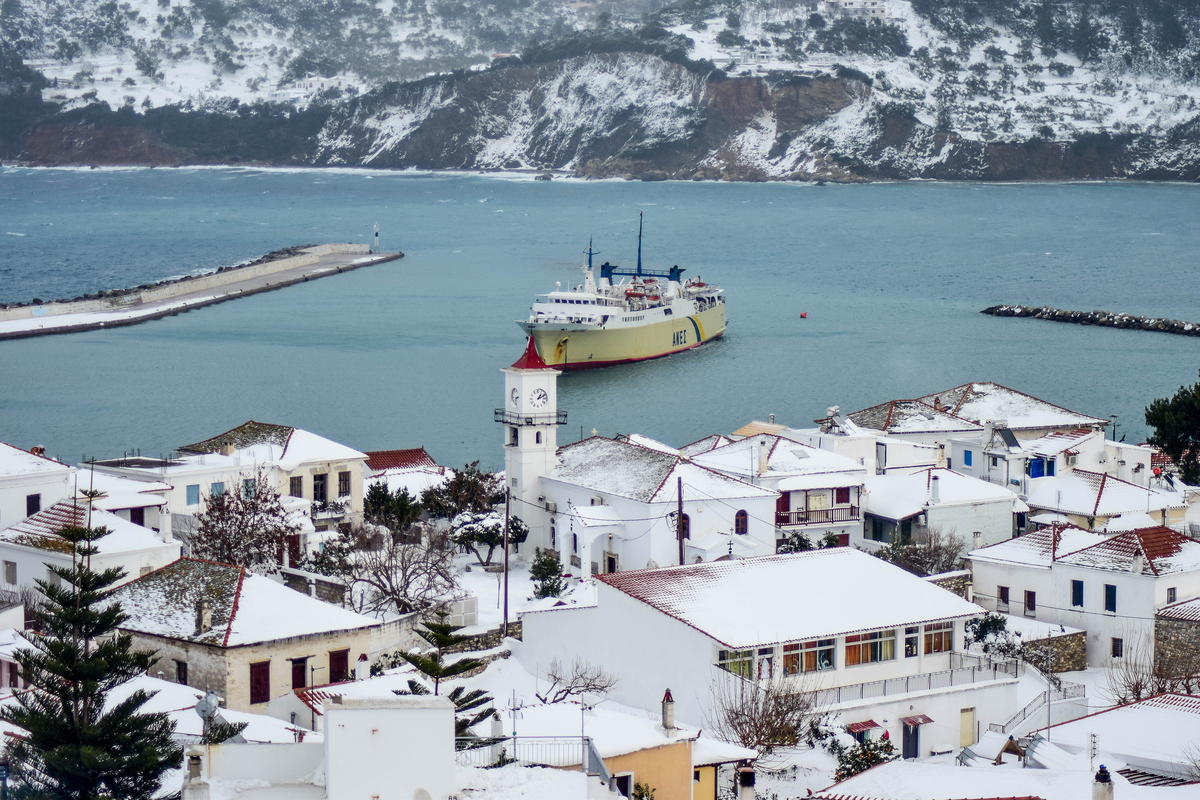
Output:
1 167 1198 469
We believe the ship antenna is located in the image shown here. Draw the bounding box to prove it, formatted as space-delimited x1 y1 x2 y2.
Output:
587 237 595 270
636 211 643 276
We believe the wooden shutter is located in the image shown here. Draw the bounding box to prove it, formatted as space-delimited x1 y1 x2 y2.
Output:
250 661 270 705
329 649 349 683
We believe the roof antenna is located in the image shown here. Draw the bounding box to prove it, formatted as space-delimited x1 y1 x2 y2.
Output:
636 212 643 276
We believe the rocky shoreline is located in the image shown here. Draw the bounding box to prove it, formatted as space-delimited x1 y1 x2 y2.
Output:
982 304 1200 337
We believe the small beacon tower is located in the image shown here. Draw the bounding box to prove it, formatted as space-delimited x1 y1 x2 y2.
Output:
497 338 565 552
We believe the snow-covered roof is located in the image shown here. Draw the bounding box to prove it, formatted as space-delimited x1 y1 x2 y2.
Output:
691 734 757 767
106 676 316 744
1055 527 1200 577
0 440 71 478
1026 470 1186 517
1035 693 1200 772
690 434 867 490
596 549 982 649
548 437 775 504
369 466 449 500
1100 511 1159 533
864 468 1020 521
617 434 679 455
0 627 35 662
108 558 379 647
678 434 734 458
1021 428 1098 457
0 500 177 556
363 447 440 472
967 524 1106 569
72 471 170 510
814 759 1195 800
848 400 982 436
917 382 1108 431
502 701 699 760
176 420 366 472
1157 595 1200 622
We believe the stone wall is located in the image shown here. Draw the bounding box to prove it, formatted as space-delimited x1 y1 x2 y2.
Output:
925 569 972 600
1023 631 1088 673
132 633 228 698
1155 617 1200 675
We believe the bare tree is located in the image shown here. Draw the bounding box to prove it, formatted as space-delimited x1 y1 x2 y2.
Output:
868 525 966 577
706 670 826 763
1181 740 1200 781
1105 628 1200 706
307 522 460 616
535 657 619 704
190 467 301 571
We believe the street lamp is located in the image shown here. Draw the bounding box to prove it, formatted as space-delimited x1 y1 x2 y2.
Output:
1109 415 1118 442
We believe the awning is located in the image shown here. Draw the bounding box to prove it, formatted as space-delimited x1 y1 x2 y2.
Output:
846 720 881 734
900 714 934 727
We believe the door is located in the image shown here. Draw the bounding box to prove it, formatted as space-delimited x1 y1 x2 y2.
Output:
129 507 145 526
902 724 919 759
292 658 307 690
286 535 302 567
776 493 790 525
959 708 976 747
606 555 617 574
329 649 350 683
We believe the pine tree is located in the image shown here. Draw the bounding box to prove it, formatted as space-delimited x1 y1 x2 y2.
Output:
401 618 483 694
834 731 896 780
0 522 182 799
530 548 564 598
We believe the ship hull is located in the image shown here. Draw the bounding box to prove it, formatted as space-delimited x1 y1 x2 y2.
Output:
519 303 726 371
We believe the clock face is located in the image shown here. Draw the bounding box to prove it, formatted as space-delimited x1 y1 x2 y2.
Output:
510 388 520 407
530 388 549 408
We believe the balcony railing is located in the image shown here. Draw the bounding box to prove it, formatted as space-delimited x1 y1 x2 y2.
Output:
454 736 594 770
988 680 1086 734
807 653 1022 707
494 409 568 427
775 506 860 527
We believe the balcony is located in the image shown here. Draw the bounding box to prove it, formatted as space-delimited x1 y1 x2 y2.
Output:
775 505 860 527
494 409 568 427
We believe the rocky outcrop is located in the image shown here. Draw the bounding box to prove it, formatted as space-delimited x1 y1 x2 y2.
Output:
16 52 1200 181
982 304 1200 337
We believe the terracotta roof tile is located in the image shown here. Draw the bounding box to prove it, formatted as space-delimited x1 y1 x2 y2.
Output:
178 420 294 454
364 447 440 471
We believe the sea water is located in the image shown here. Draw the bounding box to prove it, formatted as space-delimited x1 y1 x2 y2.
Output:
1 166 1198 468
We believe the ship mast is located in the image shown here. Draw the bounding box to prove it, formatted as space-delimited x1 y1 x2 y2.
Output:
636 211 643 276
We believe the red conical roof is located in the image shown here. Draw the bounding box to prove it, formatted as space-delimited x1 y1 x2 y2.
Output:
510 337 549 370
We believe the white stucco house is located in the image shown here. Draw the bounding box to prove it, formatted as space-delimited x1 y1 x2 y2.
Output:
498 339 777 575
861 467 1027 549
915 382 1109 440
690 433 868 546
1024 469 1187 532
0 441 75 532
0 500 182 596
968 524 1200 666
519 549 1021 759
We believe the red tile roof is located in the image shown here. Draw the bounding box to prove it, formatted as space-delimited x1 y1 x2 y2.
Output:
1057 526 1200 576
510 336 550 370
1157 596 1200 622
364 447 440 471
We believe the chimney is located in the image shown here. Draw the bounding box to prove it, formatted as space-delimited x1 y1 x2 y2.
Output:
758 439 770 476
661 689 675 733
973 531 983 550
930 475 941 504
1132 549 1144 575
737 766 756 800
195 599 212 635
1092 765 1113 800
355 653 370 681
769 413 775 425
30 445 45 457
219 443 235 457
982 420 994 447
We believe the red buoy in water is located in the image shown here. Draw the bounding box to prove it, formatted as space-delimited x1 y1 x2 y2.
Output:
800 312 807 318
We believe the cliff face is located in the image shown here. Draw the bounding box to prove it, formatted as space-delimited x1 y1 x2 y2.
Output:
17 52 1200 182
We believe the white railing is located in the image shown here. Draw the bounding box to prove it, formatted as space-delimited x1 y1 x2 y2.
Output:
811 653 1021 707
987 680 1086 734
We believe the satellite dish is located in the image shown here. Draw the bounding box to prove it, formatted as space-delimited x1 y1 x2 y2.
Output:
194 691 221 721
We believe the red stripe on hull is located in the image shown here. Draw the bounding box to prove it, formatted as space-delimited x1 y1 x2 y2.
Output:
553 331 726 371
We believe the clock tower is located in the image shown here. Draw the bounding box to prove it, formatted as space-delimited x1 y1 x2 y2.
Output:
497 338 565 552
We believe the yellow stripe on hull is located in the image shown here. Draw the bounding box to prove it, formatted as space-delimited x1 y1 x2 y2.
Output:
527 304 726 370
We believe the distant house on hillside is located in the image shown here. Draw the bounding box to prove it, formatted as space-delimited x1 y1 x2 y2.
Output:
520 549 1021 758
106 558 404 712
0 500 181 596
0 441 74 532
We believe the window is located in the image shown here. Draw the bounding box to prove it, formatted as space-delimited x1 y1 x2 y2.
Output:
242 478 256 498
3 562 15 586
329 649 350 683
757 648 774 680
680 513 690 538
249 661 270 704
963 450 973 467
129 507 145 526
509 427 518 447
1168 587 1177 604
313 474 328 503
790 639 836 672
905 626 919 658
991 456 999 467
1111 638 1124 658
997 586 1010 612
924 621 953 654
550 522 556 548
25 493 40 517
718 649 754 678
186 484 200 505
1024 590 1037 617
338 471 351 497
835 487 851 505
572 533 578 553
1104 584 1117 613
535 431 542 444
176 660 188 686
845 629 896 666
290 477 303 497
1026 457 1056 478
292 658 308 690
1072 580 1084 608
783 643 799 674
734 510 749 535
8 663 17 688
211 481 225 497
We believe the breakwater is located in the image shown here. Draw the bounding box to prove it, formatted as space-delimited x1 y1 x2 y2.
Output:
0 244 403 340
982 305 1200 337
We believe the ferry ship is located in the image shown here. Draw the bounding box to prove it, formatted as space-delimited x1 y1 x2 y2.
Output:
517 215 726 370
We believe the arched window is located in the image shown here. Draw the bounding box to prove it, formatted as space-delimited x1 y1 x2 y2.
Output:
535 431 542 444
680 513 690 538
734 510 749 535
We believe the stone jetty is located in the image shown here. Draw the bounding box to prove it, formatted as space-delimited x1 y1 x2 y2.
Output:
981 305 1200 338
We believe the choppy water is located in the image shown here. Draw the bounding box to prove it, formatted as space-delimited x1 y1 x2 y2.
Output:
1 167 1198 468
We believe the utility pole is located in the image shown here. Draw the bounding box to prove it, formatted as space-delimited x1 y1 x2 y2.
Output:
502 488 511 638
677 477 684 566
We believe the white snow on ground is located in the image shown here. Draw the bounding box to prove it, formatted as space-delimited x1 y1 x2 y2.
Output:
454 763 587 798
454 553 596 634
